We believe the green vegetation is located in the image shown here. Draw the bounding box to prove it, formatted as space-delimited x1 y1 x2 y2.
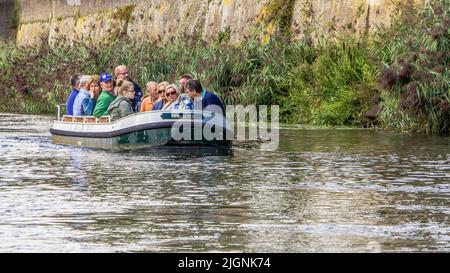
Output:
0 0 448 135
276 38 379 126
376 0 450 134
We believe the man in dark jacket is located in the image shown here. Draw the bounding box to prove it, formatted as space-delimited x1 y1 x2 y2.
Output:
66 74 81 115
184 79 225 115
115 65 142 112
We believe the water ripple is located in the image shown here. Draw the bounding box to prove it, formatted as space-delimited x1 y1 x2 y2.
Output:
0 113 449 252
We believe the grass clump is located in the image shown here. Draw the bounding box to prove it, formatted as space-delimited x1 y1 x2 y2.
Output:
376 0 450 135
277 38 379 126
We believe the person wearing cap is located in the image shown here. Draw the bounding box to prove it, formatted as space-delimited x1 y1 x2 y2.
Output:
115 65 142 112
72 75 92 116
66 73 81 115
93 73 115 117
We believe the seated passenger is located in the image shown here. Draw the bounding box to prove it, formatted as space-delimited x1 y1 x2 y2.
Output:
184 79 225 114
107 80 135 121
73 75 92 116
140 81 158 112
152 81 170 111
93 73 115 117
82 76 101 116
174 93 193 110
178 74 194 93
66 74 81 115
115 65 142 112
162 84 181 110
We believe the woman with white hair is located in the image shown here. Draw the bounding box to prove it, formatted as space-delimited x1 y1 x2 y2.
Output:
162 84 181 110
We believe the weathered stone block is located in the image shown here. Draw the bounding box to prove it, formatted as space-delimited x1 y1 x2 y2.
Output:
16 21 50 46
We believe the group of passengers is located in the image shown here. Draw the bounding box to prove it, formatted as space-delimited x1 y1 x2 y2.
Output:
65 65 225 121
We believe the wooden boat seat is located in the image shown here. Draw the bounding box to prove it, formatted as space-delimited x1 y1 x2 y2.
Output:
98 117 110 123
63 116 74 122
84 117 97 123
62 115 111 123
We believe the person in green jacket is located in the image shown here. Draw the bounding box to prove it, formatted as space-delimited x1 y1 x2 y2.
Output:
93 73 115 117
107 79 135 121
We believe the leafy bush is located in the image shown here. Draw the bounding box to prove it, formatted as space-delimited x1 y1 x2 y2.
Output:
277 37 379 126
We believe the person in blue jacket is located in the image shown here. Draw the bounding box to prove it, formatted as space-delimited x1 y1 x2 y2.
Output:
82 75 101 116
152 82 169 111
66 74 81 115
72 75 92 116
184 79 225 115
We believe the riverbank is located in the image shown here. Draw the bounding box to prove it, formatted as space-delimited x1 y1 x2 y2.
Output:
0 1 448 135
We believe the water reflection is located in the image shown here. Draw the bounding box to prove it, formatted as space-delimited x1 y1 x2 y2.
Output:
0 113 448 252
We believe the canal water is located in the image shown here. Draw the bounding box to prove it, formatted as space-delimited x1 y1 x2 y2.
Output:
0 113 448 252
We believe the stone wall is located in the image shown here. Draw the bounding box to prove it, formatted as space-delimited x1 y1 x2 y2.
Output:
0 0 17 41
291 0 429 41
14 0 427 47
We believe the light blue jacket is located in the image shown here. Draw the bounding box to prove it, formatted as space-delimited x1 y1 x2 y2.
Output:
73 88 90 116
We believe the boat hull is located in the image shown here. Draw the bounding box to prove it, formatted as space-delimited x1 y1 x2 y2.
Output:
50 110 232 151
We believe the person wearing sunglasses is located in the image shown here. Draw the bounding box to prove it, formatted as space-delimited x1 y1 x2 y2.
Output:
162 84 181 110
107 79 135 121
152 81 170 111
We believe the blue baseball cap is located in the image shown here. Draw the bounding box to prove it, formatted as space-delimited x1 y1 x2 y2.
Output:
100 73 112 83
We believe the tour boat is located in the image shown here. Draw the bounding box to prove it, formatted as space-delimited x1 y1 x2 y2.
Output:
50 107 233 151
